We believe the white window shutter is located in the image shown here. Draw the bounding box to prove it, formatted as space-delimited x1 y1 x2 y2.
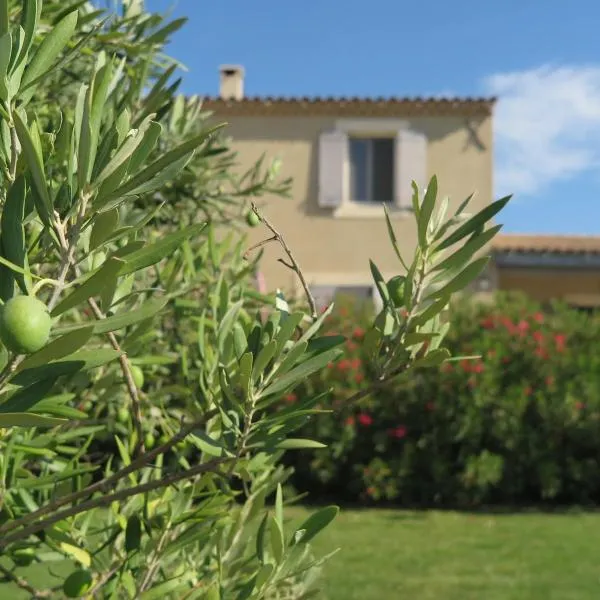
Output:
318 130 347 208
394 128 428 209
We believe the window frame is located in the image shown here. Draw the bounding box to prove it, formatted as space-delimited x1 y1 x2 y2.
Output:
333 119 408 218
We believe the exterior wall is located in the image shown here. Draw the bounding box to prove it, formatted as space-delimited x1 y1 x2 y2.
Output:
211 112 493 295
497 267 600 306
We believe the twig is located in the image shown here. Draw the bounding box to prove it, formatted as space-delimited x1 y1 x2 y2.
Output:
243 203 317 321
86 296 146 455
0 563 52 598
0 355 22 393
0 411 217 537
137 526 173 593
84 561 123 597
0 457 232 549
8 123 19 181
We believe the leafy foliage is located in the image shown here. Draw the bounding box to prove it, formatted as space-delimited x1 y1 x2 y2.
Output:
0 0 507 597
285 292 600 506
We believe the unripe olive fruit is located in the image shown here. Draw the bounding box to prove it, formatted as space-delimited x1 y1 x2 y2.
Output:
12 547 35 567
117 407 129 424
63 569 93 598
131 365 144 389
144 432 156 450
0 295 52 354
387 276 406 307
245 210 260 227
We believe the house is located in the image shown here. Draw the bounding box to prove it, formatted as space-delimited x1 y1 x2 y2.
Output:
203 66 495 307
490 234 600 311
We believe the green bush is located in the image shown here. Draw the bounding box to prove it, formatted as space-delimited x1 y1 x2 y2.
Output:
285 292 600 507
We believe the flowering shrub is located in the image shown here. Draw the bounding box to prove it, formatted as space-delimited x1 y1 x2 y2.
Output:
284 292 600 506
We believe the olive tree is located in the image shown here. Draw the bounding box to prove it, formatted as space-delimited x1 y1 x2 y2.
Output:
0 0 509 598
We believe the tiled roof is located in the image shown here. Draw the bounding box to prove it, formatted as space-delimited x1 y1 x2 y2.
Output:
493 234 600 255
200 96 496 117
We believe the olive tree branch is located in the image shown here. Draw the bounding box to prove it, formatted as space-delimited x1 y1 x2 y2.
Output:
84 294 146 456
0 411 217 538
0 456 232 549
243 202 317 321
0 563 52 598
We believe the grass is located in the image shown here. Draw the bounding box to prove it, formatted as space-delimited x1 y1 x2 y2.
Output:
286 507 600 600
3 508 599 599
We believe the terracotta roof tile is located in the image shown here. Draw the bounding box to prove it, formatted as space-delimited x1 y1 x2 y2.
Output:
493 234 600 255
201 96 496 117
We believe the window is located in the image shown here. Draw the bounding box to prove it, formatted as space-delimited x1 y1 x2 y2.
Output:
310 285 375 310
317 122 427 215
349 138 395 204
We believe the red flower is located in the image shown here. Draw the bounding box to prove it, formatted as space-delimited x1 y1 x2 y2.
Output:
532 331 544 343
355 373 364 384
337 359 351 371
358 413 373 426
545 375 555 387
284 393 297 404
389 425 407 439
346 340 358 351
327 361 334 369
575 401 585 410
554 334 566 352
524 385 533 396
480 316 495 329
471 361 484 374
345 416 355 426
533 312 544 323
516 320 530 335
460 359 472 372
534 346 549 360
353 327 365 340
351 358 362 370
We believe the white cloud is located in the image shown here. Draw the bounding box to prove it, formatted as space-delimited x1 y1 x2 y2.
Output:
482 65 600 198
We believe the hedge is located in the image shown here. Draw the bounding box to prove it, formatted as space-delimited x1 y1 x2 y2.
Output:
283 292 600 507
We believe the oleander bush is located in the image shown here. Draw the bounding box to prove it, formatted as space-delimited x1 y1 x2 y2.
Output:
285 292 600 507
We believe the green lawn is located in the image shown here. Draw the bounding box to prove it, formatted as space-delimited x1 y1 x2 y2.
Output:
3 508 600 599
288 507 600 600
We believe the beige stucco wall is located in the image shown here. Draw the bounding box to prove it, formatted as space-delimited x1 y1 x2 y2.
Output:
497 267 600 306
212 113 493 295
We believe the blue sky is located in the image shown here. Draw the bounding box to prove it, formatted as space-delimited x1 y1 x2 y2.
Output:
146 0 600 235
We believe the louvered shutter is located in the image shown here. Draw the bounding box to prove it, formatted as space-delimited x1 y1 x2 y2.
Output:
318 130 347 208
394 129 428 209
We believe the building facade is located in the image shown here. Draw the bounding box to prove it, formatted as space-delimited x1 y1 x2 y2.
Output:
203 66 494 306
204 66 600 309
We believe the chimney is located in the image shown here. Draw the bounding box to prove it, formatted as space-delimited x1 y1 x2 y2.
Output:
219 65 245 100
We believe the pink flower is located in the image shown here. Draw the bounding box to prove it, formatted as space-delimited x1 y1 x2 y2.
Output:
554 334 566 352
516 320 530 335
389 425 407 439
358 413 373 426
533 312 544 323
471 362 484 374
353 327 365 340
480 316 495 329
